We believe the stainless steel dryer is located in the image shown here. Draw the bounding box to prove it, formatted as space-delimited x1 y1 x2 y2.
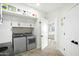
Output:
26 35 36 50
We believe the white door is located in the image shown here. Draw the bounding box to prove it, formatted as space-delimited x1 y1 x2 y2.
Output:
63 5 79 55
40 18 48 50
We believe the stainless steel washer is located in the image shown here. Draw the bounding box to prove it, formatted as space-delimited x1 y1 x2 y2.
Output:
12 33 26 54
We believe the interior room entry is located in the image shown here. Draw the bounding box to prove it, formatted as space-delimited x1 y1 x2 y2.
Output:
40 18 48 50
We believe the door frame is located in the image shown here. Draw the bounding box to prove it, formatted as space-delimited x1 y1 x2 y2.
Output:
40 18 48 50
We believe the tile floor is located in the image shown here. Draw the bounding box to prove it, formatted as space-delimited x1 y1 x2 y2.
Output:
16 39 63 56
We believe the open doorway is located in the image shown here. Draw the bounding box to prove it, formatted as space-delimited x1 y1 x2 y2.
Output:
48 22 57 49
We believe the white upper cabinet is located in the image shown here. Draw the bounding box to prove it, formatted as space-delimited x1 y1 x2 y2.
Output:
2 3 38 27
2 3 38 19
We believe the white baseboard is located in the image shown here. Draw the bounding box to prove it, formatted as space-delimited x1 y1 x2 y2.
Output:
57 47 66 56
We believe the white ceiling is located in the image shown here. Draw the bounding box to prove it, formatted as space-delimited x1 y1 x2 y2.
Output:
25 3 76 14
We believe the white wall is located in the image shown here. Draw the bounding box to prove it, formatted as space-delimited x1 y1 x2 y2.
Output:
0 21 12 43
47 4 76 22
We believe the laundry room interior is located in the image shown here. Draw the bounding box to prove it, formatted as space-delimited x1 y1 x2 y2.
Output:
0 3 79 56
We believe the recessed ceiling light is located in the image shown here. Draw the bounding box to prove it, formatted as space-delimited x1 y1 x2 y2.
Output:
36 3 40 6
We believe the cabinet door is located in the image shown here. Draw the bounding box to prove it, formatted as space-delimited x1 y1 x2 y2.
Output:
20 23 26 27
12 21 18 27
26 23 30 27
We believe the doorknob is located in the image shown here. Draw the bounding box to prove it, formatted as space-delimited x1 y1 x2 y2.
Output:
41 35 43 37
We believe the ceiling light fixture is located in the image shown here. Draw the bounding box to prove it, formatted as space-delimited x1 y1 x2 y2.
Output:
36 3 40 6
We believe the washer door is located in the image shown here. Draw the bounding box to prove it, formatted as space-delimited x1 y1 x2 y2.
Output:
13 37 26 53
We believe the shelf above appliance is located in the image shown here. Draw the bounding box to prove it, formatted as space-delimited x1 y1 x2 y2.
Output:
2 10 37 21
